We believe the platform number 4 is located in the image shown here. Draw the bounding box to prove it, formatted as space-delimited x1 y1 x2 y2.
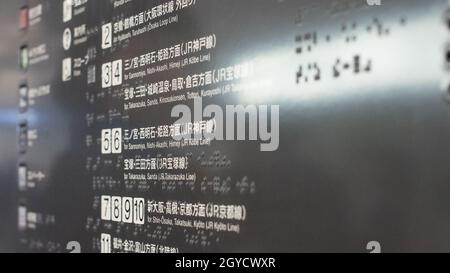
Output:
102 23 112 49
112 60 122 86
101 128 122 154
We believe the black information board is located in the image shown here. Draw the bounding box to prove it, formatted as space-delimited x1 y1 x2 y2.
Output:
0 0 449 253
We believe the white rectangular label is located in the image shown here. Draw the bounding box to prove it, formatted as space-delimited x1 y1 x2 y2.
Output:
102 23 112 49
112 59 122 86
111 196 122 222
111 128 122 154
100 233 111 253
101 195 111 221
133 198 145 225
101 62 112 88
101 129 112 154
122 197 133 224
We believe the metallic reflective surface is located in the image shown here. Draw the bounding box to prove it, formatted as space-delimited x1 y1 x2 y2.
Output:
0 0 449 252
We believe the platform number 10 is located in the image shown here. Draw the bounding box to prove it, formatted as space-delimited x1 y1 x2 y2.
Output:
102 60 122 88
101 128 122 154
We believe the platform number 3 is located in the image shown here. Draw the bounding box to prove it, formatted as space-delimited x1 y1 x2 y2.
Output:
101 128 122 154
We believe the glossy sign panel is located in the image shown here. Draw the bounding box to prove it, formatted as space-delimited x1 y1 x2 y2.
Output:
0 0 448 253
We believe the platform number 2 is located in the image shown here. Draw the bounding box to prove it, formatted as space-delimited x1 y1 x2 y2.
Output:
102 23 112 49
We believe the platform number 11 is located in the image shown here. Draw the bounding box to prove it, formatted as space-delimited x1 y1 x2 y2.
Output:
101 233 111 253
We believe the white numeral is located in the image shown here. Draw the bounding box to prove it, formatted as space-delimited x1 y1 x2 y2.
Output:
101 23 112 49
100 196 145 225
102 62 112 88
101 129 112 154
133 198 145 225
112 60 122 86
102 60 122 88
111 128 122 154
100 233 111 253
101 195 111 221
111 196 122 222
101 128 121 154
122 197 133 223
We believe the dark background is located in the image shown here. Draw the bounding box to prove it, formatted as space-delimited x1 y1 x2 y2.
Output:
0 0 449 253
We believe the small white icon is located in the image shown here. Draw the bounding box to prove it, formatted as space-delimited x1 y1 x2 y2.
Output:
63 28 72 50
18 206 27 230
102 23 112 49
100 233 111 253
19 85 28 113
66 241 81 253
87 65 96 84
18 165 27 191
63 0 73 23
367 0 381 6
62 57 72 82
366 241 382 253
